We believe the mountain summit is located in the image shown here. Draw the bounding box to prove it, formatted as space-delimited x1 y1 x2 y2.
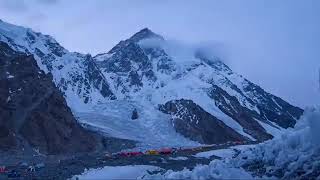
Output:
129 28 164 42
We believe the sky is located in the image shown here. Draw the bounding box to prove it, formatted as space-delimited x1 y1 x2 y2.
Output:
0 0 319 107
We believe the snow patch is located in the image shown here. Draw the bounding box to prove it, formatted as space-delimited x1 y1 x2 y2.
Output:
257 119 284 137
94 52 114 61
168 156 188 161
194 149 236 159
73 165 160 180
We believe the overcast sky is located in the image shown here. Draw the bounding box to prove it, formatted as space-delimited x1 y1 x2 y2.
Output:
0 0 319 107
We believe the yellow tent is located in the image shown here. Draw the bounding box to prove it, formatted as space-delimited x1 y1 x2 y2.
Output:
146 150 159 155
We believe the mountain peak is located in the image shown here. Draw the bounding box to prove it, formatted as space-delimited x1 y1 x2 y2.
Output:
129 27 164 42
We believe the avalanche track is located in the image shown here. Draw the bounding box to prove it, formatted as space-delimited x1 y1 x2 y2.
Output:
75 101 200 150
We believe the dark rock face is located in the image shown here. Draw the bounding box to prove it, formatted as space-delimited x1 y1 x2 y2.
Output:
208 85 273 141
159 99 247 144
94 28 166 95
241 80 303 128
82 54 116 100
0 42 97 154
95 40 156 94
54 53 116 104
202 59 303 135
128 28 164 43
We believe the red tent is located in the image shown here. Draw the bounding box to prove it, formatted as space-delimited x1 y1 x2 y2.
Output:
159 148 173 155
118 152 129 157
128 151 143 156
0 166 6 173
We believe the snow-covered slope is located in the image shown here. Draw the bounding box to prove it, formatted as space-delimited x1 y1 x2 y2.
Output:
0 20 115 111
75 100 199 150
94 28 303 142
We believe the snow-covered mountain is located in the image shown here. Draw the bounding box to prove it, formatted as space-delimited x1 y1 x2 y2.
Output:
0 20 115 111
0 19 303 146
94 28 303 142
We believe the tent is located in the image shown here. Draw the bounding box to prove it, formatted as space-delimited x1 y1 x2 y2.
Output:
128 151 143 156
0 166 6 173
159 148 173 155
146 150 159 155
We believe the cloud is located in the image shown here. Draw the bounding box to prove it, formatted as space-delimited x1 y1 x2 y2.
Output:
0 0 318 107
0 0 59 13
139 37 228 66
0 0 28 12
36 0 59 4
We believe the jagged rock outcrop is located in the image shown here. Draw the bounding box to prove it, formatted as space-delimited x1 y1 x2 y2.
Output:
131 108 139 120
94 29 160 95
0 42 97 154
207 85 273 140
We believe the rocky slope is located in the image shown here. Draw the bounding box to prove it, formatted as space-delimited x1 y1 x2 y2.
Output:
94 28 303 142
0 42 96 154
159 99 246 144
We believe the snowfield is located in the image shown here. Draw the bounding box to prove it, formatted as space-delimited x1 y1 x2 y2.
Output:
144 107 320 179
194 148 236 159
168 156 189 161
